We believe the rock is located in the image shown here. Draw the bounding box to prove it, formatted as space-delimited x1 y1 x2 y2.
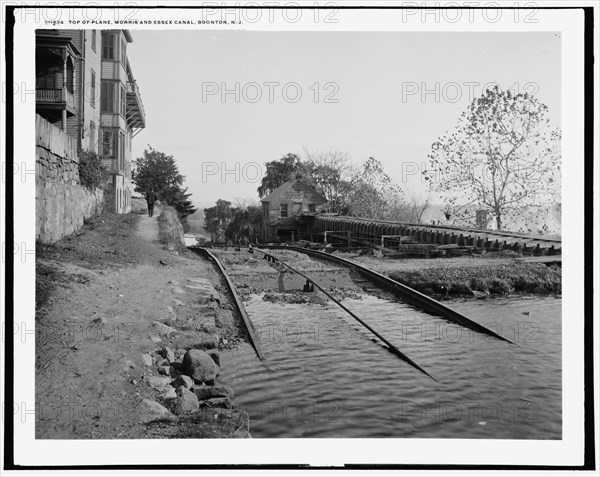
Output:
173 386 199 412
92 316 108 326
141 354 153 367
138 399 174 423
156 358 170 367
205 349 220 367
192 384 234 401
157 365 177 377
173 299 185 306
168 280 180 285
193 333 219 350
234 429 252 438
201 397 233 409
533 286 549 295
150 336 162 343
182 349 218 384
123 360 136 371
146 375 171 390
173 287 186 294
171 375 194 389
215 311 234 328
159 346 176 363
161 385 177 399
153 321 177 335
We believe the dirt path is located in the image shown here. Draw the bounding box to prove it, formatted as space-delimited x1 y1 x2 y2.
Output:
35 208 249 439
135 205 161 243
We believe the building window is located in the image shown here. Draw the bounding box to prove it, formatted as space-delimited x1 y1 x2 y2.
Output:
102 33 115 59
89 121 96 151
119 131 125 170
121 38 126 64
309 203 316 213
280 204 288 218
101 129 115 157
36 65 59 89
101 82 115 112
120 85 126 117
91 30 97 52
90 70 96 107
66 57 74 94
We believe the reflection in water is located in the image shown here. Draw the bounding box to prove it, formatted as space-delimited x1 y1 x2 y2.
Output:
219 295 561 438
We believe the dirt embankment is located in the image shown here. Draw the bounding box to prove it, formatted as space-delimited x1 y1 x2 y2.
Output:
328 250 561 299
35 200 251 439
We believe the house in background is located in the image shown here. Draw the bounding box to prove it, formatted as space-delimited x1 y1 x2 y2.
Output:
260 179 328 242
35 28 145 214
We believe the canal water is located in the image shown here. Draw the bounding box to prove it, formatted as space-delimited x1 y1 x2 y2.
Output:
219 294 561 438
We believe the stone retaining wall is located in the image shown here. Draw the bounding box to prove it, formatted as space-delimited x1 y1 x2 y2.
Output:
36 114 104 243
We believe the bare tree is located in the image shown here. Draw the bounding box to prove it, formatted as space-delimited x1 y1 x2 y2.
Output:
301 147 360 213
405 188 432 224
424 86 561 232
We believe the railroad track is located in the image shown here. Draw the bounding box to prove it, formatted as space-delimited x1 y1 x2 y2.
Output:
192 245 515 381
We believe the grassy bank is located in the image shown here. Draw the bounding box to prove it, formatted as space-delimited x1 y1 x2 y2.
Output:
388 262 561 297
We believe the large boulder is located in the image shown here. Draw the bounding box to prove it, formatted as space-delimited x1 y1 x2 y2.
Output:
182 349 217 384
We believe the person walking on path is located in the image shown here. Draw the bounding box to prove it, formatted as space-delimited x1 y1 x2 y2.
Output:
145 189 158 217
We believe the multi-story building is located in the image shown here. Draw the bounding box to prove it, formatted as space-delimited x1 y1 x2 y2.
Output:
99 30 145 213
35 29 145 214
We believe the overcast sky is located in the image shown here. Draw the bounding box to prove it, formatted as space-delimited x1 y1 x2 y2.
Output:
126 31 561 208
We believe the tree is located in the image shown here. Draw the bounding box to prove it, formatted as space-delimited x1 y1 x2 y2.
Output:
225 204 262 244
133 145 197 222
133 145 183 197
257 153 302 198
350 157 408 221
204 199 232 242
300 148 358 214
405 188 432 224
424 86 561 231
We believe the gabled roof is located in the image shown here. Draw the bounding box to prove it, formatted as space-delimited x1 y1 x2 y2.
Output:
260 179 328 204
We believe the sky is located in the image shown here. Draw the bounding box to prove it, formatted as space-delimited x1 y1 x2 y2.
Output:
126 31 561 209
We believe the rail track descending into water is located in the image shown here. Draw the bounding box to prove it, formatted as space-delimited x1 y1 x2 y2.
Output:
194 245 516 382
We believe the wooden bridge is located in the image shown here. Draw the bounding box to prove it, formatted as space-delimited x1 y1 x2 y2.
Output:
307 216 561 256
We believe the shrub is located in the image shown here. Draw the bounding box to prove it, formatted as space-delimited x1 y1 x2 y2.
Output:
449 281 474 295
489 278 512 295
78 150 107 191
470 277 489 292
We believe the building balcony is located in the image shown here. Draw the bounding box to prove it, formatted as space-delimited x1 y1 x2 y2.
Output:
36 88 76 113
126 80 146 129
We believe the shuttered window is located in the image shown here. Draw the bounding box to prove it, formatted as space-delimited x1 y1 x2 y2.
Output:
102 33 115 59
91 30 96 52
101 82 115 112
90 70 96 107
280 204 288 218
121 38 126 64
120 85 126 116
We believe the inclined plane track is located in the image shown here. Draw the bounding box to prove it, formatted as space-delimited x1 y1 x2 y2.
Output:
195 245 516 382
